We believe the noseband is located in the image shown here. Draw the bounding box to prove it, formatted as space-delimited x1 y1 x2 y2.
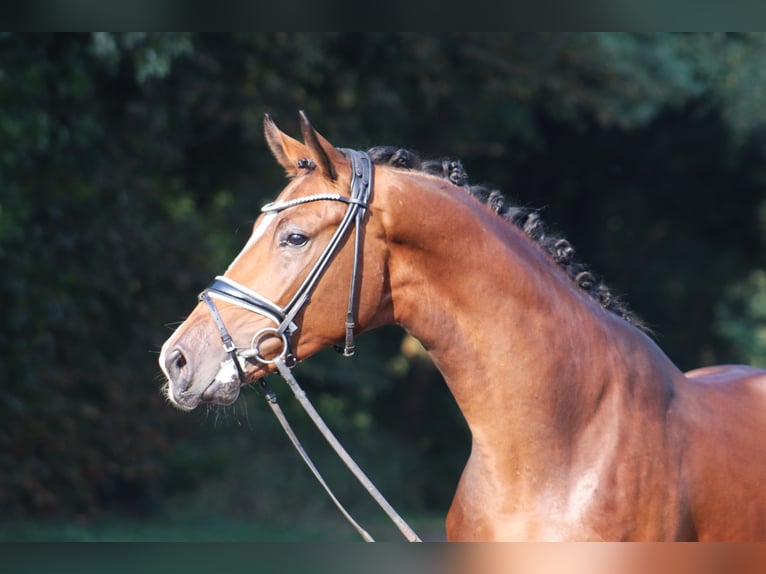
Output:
199 148 372 379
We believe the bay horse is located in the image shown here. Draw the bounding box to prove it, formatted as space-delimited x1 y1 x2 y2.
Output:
160 112 766 541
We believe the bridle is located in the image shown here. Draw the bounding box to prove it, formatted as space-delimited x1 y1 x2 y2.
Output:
197 149 420 542
199 147 371 376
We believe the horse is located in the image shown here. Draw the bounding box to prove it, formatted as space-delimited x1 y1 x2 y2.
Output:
159 112 766 541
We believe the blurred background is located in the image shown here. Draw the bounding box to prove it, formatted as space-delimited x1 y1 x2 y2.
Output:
2 33 766 541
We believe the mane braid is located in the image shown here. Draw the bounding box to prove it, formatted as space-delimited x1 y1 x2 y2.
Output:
367 146 648 332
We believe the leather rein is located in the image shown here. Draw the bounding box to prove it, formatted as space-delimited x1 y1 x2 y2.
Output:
198 149 421 542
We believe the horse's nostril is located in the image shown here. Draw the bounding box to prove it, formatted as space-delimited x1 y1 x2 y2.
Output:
165 347 189 380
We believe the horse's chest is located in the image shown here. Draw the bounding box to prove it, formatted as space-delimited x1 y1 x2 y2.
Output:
446 458 581 540
446 455 680 541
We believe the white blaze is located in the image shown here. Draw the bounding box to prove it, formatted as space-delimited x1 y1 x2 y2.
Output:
226 213 277 272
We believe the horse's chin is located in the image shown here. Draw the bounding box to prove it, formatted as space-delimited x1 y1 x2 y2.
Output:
200 378 242 405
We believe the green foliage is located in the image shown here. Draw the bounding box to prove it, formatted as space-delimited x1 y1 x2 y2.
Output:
91 33 193 83
3 33 766 534
717 271 766 367
716 203 766 367
0 33 208 519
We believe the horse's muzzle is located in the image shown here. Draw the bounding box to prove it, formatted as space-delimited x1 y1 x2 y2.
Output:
161 341 241 410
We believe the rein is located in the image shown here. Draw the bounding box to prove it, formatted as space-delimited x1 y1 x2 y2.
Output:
198 149 421 542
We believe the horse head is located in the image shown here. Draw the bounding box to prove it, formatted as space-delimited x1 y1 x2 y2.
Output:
160 112 389 410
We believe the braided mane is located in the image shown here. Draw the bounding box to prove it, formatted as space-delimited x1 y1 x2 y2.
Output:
367 146 646 331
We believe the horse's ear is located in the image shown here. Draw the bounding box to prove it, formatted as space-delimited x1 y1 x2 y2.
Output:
264 114 309 177
299 110 347 181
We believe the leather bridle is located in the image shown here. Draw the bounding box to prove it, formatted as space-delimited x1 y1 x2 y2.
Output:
199 148 371 378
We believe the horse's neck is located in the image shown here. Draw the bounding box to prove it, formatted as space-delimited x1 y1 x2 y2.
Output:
378 172 680 472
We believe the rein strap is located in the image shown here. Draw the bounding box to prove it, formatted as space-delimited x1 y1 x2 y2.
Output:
273 357 422 542
256 373 375 542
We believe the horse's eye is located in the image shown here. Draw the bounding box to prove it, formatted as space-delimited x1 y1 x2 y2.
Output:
283 232 309 248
